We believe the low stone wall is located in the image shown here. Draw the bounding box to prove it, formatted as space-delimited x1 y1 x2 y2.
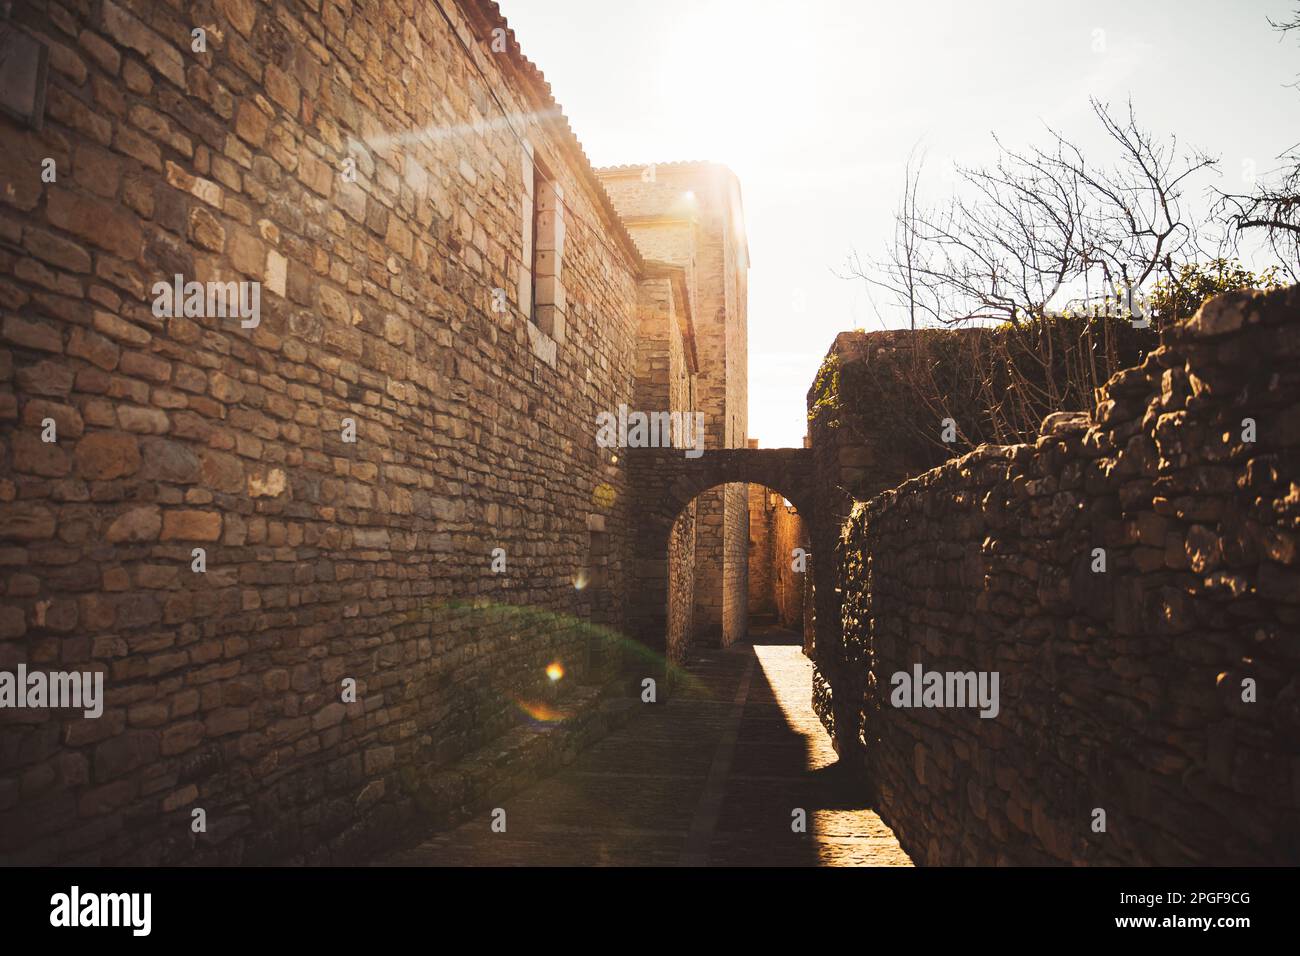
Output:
828 286 1300 865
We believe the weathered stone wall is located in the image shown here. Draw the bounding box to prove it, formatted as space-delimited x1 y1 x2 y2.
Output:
691 489 725 640
746 478 774 619
666 508 695 664
720 481 748 645
747 480 806 632
598 163 748 648
805 332 917 713
624 446 814 679
0 0 654 864
717 168 748 647
809 331 945 503
770 498 806 631
632 275 697 663
829 287 1300 865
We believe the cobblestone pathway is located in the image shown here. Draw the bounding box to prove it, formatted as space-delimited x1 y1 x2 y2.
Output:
383 626 912 866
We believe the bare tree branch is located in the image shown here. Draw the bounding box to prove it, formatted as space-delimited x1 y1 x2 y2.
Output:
1215 9 1300 282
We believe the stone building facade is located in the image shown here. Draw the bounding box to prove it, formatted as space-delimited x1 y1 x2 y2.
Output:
0 0 746 863
597 163 751 650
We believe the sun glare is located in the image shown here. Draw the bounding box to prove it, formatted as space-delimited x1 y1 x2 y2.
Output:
654 3 817 174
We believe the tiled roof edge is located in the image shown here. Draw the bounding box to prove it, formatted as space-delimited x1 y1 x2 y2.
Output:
455 0 647 274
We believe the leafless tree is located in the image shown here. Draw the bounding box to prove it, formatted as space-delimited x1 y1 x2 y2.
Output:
838 100 1212 448
889 146 926 331
848 98 1216 328
1215 10 1300 282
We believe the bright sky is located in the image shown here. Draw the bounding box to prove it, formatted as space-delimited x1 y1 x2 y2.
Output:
497 0 1299 448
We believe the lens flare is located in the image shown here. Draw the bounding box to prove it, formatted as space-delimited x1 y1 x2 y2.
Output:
512 699 567 724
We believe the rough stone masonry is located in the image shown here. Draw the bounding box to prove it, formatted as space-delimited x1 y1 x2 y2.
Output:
819 286 1300 865
4 0 1295 872
0 0 752 863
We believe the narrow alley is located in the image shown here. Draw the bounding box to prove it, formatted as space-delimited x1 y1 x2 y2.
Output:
383 627 912 866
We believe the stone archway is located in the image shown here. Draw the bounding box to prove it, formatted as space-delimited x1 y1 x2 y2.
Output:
625 447 817 684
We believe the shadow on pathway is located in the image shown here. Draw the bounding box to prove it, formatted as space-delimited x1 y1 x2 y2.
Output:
381 625 912 866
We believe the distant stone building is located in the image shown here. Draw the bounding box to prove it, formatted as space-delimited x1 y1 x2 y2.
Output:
0 0 747 862
598 163 751 650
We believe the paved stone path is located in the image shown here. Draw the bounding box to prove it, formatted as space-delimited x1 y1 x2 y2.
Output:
384 626 912 866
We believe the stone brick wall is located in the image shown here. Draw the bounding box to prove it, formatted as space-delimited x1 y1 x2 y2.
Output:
827 287 1300 865
770 497 806 631
720 481 748 645
632 274 697 663
624 446 814 680
665 508 695 664
805 333 915 703
0 0 663 864
598 163 748 648
717 169 748 648
747 481 806 631
746 479 774 619
808 330 938 502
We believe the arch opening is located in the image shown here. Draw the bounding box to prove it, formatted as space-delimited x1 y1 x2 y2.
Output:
660 478 812 668
624 445 816 687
